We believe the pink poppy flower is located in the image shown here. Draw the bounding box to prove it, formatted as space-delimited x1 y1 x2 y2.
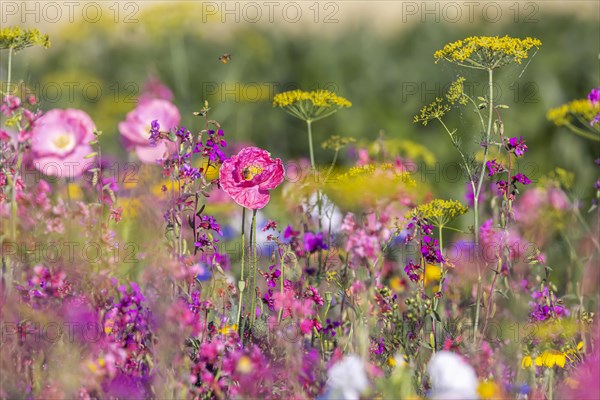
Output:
118 99 180 163
219 146 285 209
30 109 96 178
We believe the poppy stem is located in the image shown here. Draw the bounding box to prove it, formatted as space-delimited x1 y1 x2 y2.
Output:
237 207 246 331
249 209 258 330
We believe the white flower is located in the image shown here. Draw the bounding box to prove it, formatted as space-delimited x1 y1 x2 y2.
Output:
326 355 369 400
427 351 478 400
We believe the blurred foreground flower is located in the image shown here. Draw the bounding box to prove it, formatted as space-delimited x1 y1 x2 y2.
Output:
547 89 600 141
325 355 369 400
427 351 478 400
119 98 180 163
30 109 96 177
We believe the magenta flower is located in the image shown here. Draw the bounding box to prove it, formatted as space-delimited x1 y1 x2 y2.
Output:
118 99 180 163
219 146 285 210
303 231 328 253
485 159 505 177
404 260 421 282
30 109 96 178
512 173 532 185
588 86 600 104
507 136 528 157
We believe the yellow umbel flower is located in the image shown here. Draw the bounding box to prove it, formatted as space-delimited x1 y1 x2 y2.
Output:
413 98 451 126
407 199 468 226
547 98 600 141
322 135 356 151
273 89 351 122
548 99 600 126
434 35 541 70
446 77 469 105
0 27 50 51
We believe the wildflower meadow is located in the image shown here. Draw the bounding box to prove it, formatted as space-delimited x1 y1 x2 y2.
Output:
0 2 599 399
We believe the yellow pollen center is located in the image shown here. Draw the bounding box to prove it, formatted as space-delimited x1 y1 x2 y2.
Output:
242 165 263 180
53 133 73 150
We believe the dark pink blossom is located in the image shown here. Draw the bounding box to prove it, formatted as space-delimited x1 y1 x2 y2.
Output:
218 146 285 209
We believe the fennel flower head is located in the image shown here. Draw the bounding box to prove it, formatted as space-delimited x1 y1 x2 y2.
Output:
407 199 468 227
0 26 50 51
325 355 369 400
427 351 478 400
273 89 351 122
434 35 541 70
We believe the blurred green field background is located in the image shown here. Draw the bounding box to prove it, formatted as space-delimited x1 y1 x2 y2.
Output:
4 1 599 201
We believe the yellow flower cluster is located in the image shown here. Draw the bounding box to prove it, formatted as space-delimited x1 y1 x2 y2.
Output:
521 350 567 369
434 36 541 69
407 199 468 226
325 164 416 208
413 98 450 126
446 77 469 105
547 99 600 127
539 167 575 190
321 135 356 151
273 89 352 108
0 26 50 51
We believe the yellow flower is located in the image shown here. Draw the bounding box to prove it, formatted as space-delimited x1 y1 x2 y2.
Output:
541 350 567 368
0 26 50 51
200 159 220 181
531 350 567 368
67 183 84 200
477 381 500 399
387 357 396 367
389 276 405 292
413 97 450 126
236 355 253 374
151 179 183 197
434 35 541 69
424 264 441 286
547 98 600 140
446 77 469 105
118 198 141 218
407 199 468 226
325 163 416 208
521 355 532 369
273 89 351 122
219 324 238 335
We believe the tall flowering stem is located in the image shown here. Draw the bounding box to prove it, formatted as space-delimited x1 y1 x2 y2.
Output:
273 90 350 281
415 35 541 344
249 209 258 329
236 207 246 329
1 28 50 291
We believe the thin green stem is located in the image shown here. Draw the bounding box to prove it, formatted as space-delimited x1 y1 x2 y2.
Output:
277 251 285 323
306 119 316 173
564 122 600 141
236 208 246 328
548 368 554 400
432 225 445 312
249 209 258 328
474 68 495 244
473 68 494 344
6 48 13 95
